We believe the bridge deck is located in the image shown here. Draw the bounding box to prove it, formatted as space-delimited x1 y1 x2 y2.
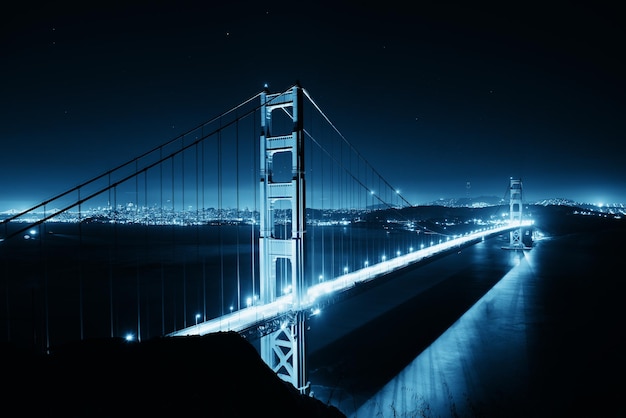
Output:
168 221 532 337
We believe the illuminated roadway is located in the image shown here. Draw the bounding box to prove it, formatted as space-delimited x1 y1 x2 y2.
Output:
168 221 533 338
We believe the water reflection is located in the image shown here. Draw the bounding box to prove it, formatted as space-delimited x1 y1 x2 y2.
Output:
349 245 539 417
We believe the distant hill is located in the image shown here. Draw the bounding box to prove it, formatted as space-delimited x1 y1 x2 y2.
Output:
423 195 506 208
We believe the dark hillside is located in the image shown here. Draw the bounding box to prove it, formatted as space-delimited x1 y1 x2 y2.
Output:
527 204 625 236
1 332 345 417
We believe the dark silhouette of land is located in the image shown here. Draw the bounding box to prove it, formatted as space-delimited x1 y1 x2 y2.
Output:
2 332 345 417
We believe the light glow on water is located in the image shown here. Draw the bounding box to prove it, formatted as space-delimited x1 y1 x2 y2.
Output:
350 237 538 417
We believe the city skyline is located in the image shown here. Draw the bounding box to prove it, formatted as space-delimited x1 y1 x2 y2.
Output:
2 2 624 211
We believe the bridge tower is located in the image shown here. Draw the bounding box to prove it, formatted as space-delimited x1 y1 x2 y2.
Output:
258 84 309 394
504 177 525 249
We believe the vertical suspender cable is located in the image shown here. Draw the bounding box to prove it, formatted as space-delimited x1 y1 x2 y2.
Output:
307 106 314 286
195 141 201 321
160 146 165 336
252 108 257 305
108 173 114 338
330 130 335 277
339 137 343 272
350 141 354 271
320 125 325 283
218 128 224 316
236 119 241 311
181 137 187 329
135 159 141 342
143 168 148 338
201 130 206 321
171 155 176 329
113 183 118 337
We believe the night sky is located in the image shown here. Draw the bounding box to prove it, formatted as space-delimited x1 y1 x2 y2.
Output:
2 1 624 211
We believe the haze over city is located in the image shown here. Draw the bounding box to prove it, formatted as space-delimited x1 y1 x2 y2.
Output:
2 2 624 209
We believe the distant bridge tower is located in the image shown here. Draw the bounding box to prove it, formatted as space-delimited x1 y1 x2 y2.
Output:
504 177 525 249
258 84 309 394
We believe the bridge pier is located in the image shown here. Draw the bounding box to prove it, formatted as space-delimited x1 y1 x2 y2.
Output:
258 84 309 394
259 311 308 394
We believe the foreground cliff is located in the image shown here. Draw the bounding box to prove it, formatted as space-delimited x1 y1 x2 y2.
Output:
2 332 345 417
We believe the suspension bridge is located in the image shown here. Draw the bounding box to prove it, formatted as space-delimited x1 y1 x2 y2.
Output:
0 83 531 394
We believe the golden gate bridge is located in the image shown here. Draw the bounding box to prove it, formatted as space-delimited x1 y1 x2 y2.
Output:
0 83 531 394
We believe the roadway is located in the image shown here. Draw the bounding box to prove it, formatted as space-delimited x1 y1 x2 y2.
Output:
168 221 531 338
